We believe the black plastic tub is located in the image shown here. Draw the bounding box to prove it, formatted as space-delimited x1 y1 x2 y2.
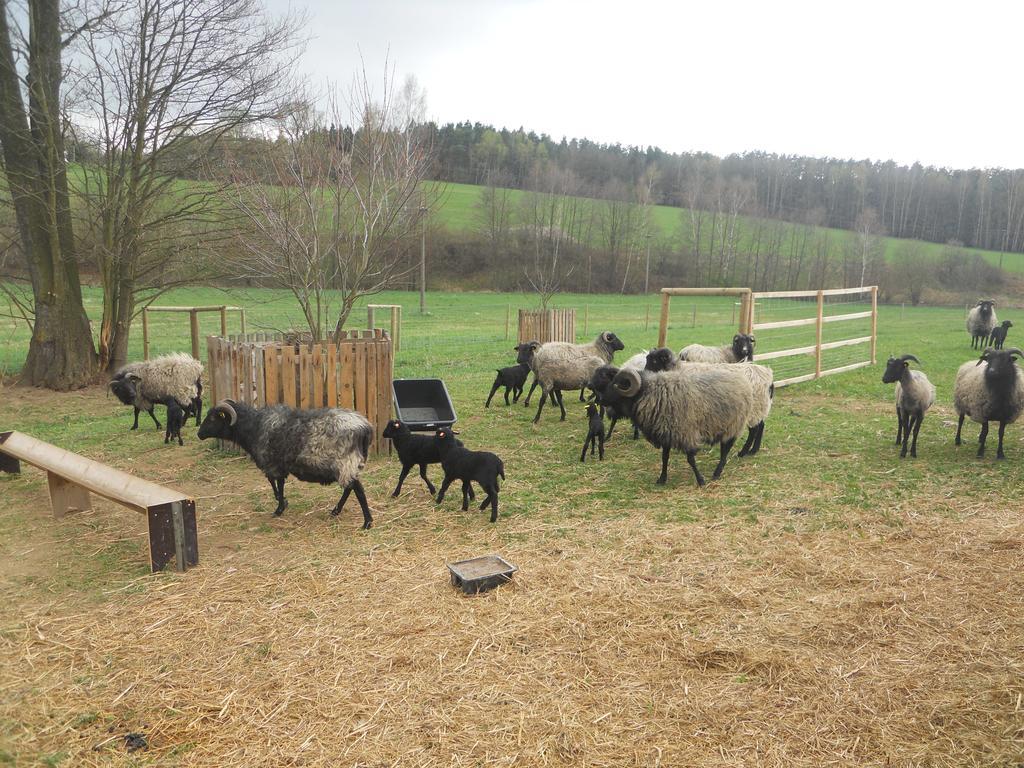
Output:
392 378 457 431
447 554 518 595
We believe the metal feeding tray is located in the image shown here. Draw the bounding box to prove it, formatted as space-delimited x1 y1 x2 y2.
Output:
392 378 457 431
447 554 518 595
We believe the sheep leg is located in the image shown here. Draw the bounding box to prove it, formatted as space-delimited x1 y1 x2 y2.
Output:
392 464 413 497
605 414 618 440
193 396 203 426
712 437 736 480
131 407 140 430
578 389 585 402
899 411 912 458
270 477 288 516
464 482 476 500
352 480 372 529
512 384 523 403
482 484 499 523
895 406 904 445
632 423 639 440
977 421 989 458
751 421 765 454
436 476 454 505
503 387 511 405
419 464 437 496
656 445 672 485
532 388 548 423
523 377 540 406
478 492 492 511
996 421 1007 460
485 379 501 408
597 429 604 460
910 414 923 458
580 435 591 463
331 486 351 515
460 482 470 511
955 413 965 446
556 390 567 421
147 407 161 429
738 427 756 457
684 450 706 487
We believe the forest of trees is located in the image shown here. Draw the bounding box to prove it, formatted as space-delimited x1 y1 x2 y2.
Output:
427 122 1024 256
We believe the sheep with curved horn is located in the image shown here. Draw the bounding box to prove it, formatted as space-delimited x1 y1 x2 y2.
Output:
881 354 935 458
953 347 1024 460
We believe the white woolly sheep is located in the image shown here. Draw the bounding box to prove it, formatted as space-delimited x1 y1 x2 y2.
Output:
881 354 936 458
531 331 626 423
598 365 755 486
966 300 997 349
109 353 204 430
679 333 755 364
953 347 1024 459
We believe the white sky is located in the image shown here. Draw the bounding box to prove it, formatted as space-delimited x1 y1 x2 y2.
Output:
275 0 1024 170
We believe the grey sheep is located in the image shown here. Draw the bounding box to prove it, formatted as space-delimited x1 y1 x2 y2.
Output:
647 348 773 457
198 400 374 527
953 347 1024 459
966 300 997 349
679 333 755 364
531 331 625 423
109 352 204 430
881 354 936 458
598 364 754 486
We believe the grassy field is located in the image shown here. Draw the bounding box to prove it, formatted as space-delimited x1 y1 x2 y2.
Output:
434 180 1024 274
1 289 1023 765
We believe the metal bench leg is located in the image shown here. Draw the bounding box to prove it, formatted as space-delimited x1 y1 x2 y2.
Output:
147 500 199 573
47 472 92 517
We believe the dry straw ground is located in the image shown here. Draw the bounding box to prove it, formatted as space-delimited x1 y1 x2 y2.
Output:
1 382 1023 767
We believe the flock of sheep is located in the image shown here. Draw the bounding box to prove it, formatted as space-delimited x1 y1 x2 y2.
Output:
103 297 1022 529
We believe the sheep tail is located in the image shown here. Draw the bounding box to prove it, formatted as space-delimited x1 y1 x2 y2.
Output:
498 460 506 481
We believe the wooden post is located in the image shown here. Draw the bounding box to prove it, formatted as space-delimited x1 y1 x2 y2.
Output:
738 293 749 334
505 304 510 341
239 309 246 334
870 286 878 364
220 306 228 337
732 303 736 326
189 310 200 360
142 308 150 360
644 305 650 332
367 306 375 331
657 292 671 347
391 306 400 352
815 290 824 378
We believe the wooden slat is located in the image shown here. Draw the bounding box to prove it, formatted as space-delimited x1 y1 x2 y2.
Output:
254 343 265 407
774 372 818 388
282 345 297 406
206 337 219 403
377 337 390 454
822 336 871 351
753 316 817 331
299 345 311 410
339 341 354 409
354 339 367 417
661 287 751 297
823 310 873 324
144 306 243 313
264 346 279 405
364 337 378 452
312 344 325 408
755 336 872 363
820 360 872 377
326 343 338 407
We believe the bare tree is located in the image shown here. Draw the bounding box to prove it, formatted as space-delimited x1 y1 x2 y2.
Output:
230 71 437 340
519 165 586 308
854 207 885 287
69 0 304 370
0 0 98 388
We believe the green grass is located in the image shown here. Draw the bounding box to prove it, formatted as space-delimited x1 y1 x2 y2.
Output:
433 180 1024 274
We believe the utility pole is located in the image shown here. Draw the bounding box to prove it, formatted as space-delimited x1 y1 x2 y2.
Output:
419 205 428 314
644 233 652 295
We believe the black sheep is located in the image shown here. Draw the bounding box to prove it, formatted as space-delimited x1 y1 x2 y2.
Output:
990 320 1013 350
434 428 505 523
164 400 185 446
485 362 531 407
382 419 475 501
580 403 605 461
198 400 374 527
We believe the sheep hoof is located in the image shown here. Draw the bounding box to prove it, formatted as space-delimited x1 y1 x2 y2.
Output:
656 476 667 485
996 453 1006 460
361 521 372 530
273 500 288 517
130 425 138 431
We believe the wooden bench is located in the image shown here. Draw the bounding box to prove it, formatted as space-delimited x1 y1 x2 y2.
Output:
0 430 198 573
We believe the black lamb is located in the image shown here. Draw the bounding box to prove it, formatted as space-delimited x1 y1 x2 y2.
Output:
198 400 374 527
434 428 505 523
580 403 605 462
990 320 1013 350
485 362 531 407
382 418 475 501
164 400 185 446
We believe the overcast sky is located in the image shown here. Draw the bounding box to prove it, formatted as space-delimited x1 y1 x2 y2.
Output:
277 0 1024 170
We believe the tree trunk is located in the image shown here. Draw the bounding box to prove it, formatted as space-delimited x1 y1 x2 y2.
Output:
0 0 97 388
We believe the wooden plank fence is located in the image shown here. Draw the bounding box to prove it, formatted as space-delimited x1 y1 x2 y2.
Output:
206 330 393 455
518 308 576 344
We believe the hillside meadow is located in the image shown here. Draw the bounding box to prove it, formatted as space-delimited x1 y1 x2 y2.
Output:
1 288 1022 765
